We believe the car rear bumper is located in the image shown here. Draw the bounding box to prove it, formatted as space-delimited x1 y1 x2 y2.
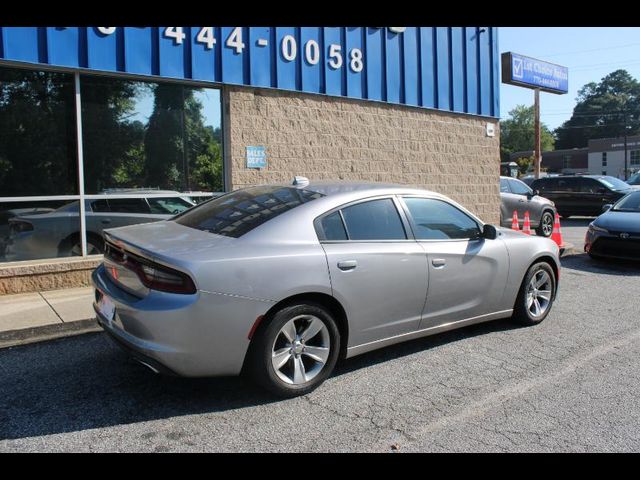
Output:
92 263 274 377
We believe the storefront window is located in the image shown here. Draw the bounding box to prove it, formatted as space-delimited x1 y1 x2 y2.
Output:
0 68 78 196
0 65 224 264
80 76 223 194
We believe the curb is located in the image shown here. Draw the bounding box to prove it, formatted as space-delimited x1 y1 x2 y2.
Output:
0 318 102 349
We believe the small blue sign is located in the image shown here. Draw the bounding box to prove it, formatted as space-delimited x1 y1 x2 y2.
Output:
246 146 267 169
502 52 568 95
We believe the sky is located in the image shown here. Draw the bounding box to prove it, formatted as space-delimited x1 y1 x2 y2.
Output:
499 27 640 131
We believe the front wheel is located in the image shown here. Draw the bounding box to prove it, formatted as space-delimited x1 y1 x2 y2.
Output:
536 211 554 238
512 262 556 326
246 303 341 398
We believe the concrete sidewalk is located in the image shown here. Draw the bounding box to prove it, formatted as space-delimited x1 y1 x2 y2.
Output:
0 287 101 349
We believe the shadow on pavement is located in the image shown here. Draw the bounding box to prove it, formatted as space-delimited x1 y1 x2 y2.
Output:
561 252 640 276
0 317 522 441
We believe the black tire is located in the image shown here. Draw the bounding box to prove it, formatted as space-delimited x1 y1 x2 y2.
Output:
535 210 555 238
512 262 556 326
246 303 340 398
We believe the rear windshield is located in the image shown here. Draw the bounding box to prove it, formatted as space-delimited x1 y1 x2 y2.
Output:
174 185 324 238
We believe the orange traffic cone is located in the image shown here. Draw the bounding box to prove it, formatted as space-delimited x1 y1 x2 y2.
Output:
511 211 520 231
551 213 564 247
522 211 532 235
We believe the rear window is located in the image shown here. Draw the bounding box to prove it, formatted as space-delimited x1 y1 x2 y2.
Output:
174 186 324 238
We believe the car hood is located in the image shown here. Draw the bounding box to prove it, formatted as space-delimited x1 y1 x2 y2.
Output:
104 220 237 264
594 211 640 233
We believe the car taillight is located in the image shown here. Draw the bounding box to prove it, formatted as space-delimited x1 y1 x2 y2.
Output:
135 261 197 294
9 220 33 234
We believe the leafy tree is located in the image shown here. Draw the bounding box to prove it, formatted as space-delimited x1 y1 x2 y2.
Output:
555 70 640 149
500 104 555 162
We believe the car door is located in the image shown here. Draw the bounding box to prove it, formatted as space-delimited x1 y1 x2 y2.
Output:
399 196 510 329
500 178 521 226
508 178 540 225
318 197 429 346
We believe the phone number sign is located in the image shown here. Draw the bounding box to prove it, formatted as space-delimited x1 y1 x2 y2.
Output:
501 52 568 94
0 26 501 117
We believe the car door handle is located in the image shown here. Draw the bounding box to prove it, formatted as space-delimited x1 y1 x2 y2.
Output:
432 258 446 268
101 219 112 225
337 260 357 271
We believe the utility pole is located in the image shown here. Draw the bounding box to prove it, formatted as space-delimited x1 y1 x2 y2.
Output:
624 109 628 180
534 88 541 179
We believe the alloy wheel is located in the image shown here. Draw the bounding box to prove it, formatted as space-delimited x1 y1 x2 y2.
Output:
541 213 554 237
271 314 330 385
526 269 553 318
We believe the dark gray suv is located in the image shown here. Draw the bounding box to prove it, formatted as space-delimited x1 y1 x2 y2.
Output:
500 176 557 237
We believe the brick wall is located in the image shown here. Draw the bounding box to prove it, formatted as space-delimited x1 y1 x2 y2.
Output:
227 86 501 224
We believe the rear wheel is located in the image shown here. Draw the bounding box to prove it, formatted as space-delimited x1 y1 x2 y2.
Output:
512 262 556 326
536 211 554 238
247 303 340 398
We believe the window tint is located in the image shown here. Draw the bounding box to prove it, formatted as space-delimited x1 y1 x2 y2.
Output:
90 199 110 212
578 178 602 193
107 198 151 214
508 178 532 195
403 197 480 240
341 199 406 241
175 186 324 238
500 178 511 193
320 212 347 240
556 178 578 192
148 197 193 215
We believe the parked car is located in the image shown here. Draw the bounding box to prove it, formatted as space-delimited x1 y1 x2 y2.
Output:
519 172 560 186
529 175 635 218
5 192 196 262
92 179 560 397
627 171 640 186
585 190 640 261
500 176 556 237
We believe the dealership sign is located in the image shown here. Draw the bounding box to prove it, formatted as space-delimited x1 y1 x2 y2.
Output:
501 52 568 94
0 26 500 117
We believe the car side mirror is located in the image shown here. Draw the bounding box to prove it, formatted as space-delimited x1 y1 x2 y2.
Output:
597 187 608 194
481 224 498 240
602 204 612 212
532 189 540 197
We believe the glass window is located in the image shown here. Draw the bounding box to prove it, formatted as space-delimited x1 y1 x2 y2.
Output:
0 67 78 196
598 176 630 191
602 152 607 166
341 199 406 241
613 192 640 212
630 150 640 166
320 212 348 241
508 178 532 196
148 197 194 215
403 197 480 240
175 186 324 238
80 75 223 194
500 178 511 193
0 200 82 262
106 198 151 214
578 178 602 193
556 178 578 192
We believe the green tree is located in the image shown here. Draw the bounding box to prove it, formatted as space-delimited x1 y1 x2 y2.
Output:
500 104 555 162
555 70 640 149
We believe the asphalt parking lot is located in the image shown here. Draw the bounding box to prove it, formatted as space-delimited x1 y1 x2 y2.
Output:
1 246 639 452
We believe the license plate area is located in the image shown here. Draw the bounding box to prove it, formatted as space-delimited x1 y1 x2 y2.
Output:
97 292 116 322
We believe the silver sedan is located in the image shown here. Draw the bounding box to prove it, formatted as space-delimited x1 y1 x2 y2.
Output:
92 179 561 397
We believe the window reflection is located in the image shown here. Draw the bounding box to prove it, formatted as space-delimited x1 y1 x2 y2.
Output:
81 76 223 194
0 69 78 196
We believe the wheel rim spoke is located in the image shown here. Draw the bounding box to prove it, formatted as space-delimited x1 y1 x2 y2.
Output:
533 298 541 316
299 317 323 342
537 290 552 302
272 348 292 371
535 272 549 289
281 320 297 343
302 345 329 364
293 356 307 384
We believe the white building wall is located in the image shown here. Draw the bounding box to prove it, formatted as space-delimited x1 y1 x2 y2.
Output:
588 151 632 179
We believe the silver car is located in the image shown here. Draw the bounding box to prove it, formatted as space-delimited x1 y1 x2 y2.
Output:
92 179 561 397
500 176 557 237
